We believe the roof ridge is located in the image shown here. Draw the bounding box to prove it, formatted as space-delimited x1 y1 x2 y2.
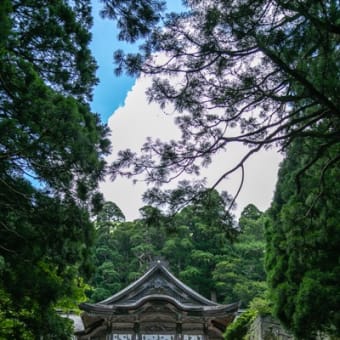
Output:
97 260 218 306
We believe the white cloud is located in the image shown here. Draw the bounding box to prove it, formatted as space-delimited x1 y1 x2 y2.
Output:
100 76 283 221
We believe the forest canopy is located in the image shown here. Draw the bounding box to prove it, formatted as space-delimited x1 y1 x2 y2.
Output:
90 198 267 309
0 0 110 337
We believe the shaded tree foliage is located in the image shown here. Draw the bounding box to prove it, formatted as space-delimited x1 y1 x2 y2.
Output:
164 190 236 301
213 204 267 306
97 201 126 225
90 199 266 309
0 0 110 337
103 0 339 209
266 138 340 338
89 204 169 301
100 0 166 43
224 297 272 340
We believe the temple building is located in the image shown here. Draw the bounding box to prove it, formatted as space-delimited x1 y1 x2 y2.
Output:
76 261 239 340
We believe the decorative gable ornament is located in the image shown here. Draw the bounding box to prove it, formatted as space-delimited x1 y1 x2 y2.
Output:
77 261 239 339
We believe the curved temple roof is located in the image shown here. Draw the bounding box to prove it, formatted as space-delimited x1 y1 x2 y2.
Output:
80 260 239 316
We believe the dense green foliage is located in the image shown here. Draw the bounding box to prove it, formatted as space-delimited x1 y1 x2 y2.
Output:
0 0 110 337
224 297 272 340
266 138 340 339
161 190 237 301
90 203 172 301
224 308 257 340
213 204 267 306
90 196 267 308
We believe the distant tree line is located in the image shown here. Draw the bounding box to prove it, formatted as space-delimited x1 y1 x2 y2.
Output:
90 196 267 309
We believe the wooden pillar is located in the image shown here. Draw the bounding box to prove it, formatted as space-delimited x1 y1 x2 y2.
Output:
176 322 182 340
134 320 140 340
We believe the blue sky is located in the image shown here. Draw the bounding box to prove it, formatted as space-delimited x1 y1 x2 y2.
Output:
90 0 183 123
90 2 135 122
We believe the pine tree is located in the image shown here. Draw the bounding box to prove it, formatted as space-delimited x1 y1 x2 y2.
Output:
0 1 110 337
266 138 340 338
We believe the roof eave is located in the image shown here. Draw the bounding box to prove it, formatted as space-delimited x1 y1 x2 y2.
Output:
80 295 239 316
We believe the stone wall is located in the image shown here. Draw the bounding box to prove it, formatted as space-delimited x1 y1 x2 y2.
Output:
247 316 334 340
248 315 294 340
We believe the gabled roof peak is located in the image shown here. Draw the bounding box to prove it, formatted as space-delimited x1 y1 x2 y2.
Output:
97 260 217 307
78 261 239 338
